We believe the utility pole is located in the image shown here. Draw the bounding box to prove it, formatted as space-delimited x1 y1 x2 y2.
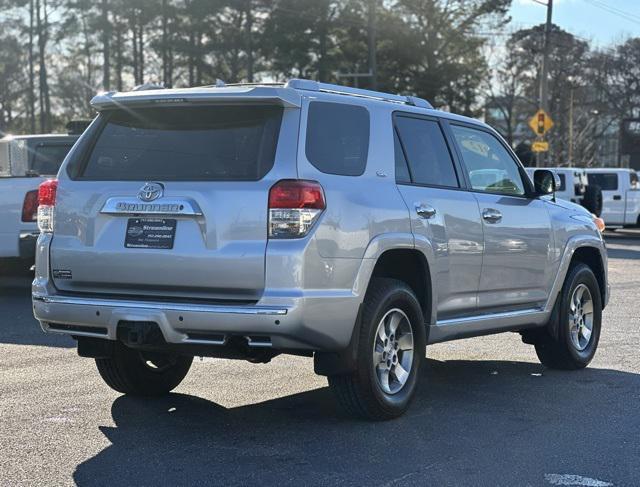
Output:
537 0 553 166
367 0 378 90
568 84 574 167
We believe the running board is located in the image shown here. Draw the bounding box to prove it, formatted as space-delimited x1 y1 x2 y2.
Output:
428 308 549 344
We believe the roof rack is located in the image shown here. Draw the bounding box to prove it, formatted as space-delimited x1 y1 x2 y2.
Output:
284 78 433 109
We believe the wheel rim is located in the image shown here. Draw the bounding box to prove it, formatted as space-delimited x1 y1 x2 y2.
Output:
372 308 414 395
568 283 594 351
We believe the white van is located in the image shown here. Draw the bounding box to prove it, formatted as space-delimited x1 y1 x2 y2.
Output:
584 168 640 227
524 167 602 216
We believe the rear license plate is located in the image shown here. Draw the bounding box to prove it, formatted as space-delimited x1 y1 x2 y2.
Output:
125 218 176 249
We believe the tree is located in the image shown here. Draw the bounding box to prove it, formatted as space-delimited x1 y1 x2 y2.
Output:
390 0 511 115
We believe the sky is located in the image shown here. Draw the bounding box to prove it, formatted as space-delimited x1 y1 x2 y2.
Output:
509 0 640 48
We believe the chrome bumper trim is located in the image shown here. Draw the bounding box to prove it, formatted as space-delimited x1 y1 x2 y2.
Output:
32 294 288 316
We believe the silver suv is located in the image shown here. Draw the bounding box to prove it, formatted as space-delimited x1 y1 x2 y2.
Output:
32 80 609 420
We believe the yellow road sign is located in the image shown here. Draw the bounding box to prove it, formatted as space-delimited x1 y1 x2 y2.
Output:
532 140 549 152
529 109 554 136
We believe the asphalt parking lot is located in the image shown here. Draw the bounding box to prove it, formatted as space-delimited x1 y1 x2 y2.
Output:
1 231 639 487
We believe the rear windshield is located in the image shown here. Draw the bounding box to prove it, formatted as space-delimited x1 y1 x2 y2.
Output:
30 144 74 175
74 105 283 181
587 173 618 191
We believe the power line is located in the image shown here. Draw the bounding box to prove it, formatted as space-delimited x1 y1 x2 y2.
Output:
583 0 640 26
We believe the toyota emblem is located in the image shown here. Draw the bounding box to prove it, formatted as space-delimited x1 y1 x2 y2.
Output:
138 182 164 202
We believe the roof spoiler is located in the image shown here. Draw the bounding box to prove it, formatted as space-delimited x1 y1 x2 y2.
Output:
90 86 302 110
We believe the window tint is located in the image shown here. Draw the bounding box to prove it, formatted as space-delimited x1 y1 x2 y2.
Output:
394 116 459 188
557 173 566 192
305 102 369 176
30 144 74 175
587 173 618 191
451 125 525 196
393 129 411 184
79 105 283 181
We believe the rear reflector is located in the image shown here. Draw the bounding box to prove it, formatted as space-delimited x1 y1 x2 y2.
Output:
37 179 58 233
21 190 39 222
268 180 325 238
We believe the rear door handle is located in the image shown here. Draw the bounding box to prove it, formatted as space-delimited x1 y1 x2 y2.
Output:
415 203 437 219
613 195 622 201
482 208 502 223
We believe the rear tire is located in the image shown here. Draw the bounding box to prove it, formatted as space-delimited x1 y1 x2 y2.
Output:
328 278 426 420
581 184 603 217
96 342 193 395
534 263 602 370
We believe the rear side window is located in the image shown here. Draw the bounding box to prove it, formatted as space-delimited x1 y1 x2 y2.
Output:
30 144 74 175
77 105 283 181
305 102 369 176
394 116 459 188
630 171 639 189
587 173 618 191
393 129 411 184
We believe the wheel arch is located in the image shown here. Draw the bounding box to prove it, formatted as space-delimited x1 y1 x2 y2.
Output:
545 236 608 314
314 234 436 377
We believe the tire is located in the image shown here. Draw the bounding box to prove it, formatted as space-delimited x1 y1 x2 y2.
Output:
581 184 603 217
534 263 602 370
95 342 193 395
328 278 426 420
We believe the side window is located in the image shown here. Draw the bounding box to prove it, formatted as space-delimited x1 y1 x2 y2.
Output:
393 129 411 184
556 173 566 192
451 125 525 196
587 173 618 191
631 171 639 190
305 101 369 176
394 116 459 188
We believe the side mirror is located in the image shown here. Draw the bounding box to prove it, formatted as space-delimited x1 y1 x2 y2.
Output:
533 169 560 196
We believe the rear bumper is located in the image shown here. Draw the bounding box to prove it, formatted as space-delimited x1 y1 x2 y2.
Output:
32 290 360 352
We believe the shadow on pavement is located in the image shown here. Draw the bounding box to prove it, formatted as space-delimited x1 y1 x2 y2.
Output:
74 359 640 486
0 270 74 348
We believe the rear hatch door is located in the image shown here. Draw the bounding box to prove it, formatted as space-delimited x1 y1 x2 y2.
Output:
50 103 295 302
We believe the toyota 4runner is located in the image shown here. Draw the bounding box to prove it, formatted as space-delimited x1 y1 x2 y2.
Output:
32 80 609 420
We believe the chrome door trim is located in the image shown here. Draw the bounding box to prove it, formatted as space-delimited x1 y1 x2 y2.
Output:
100 197 203 216
429 308 548 344
32 294 288 316
436 308 543 326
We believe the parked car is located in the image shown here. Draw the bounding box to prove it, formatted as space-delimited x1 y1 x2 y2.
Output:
524 167 603 216
32 80 608 420
583 168 640 227
0 134 78 265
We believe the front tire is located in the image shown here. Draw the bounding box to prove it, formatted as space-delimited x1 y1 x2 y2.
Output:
96 342 193 395
534 263 602 370
328 278 426 420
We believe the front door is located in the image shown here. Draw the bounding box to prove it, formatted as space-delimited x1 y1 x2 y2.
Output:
587 172 624 225
393 114 483 319
449 123 554 313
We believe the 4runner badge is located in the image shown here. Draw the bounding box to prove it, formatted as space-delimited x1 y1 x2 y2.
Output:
138 182 164 202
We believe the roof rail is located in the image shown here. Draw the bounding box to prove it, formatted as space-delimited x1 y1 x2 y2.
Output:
284 78 433 109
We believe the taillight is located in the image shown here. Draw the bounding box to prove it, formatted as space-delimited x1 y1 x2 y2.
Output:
268 180 325 238
37 179 58 233
21 190 39 222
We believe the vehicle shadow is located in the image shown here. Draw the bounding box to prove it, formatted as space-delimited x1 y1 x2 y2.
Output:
0 271 74 348
73 359 640 486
